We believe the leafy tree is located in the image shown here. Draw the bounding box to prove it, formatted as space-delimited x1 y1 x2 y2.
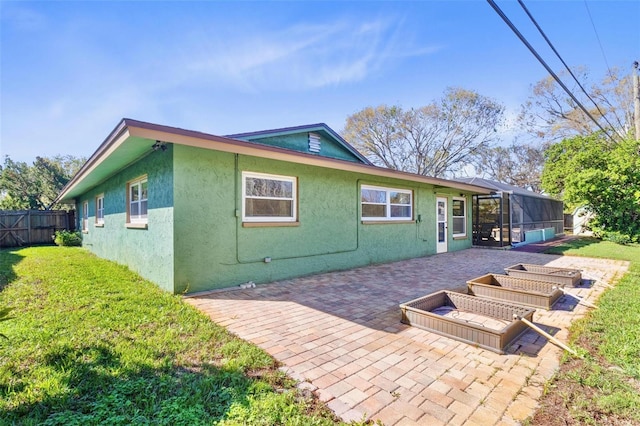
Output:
343 87 504 177
541 134 612 206
519 66 635 142
474 142 546 193
0 155 85 210
542 134 640 240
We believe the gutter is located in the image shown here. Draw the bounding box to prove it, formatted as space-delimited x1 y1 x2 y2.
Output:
55 118 492 204
54 119 130 205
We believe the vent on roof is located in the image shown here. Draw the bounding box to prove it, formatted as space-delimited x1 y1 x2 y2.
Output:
308 132 321 153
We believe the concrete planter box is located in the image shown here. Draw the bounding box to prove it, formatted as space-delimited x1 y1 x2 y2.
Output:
400 291 534 354
467 274 563 310
504 263 582 287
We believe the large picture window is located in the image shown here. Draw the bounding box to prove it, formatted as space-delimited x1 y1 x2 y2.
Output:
95 194 104 225
242 172 297 222
361 185 412 221
127 176 148 224
452 197 466 237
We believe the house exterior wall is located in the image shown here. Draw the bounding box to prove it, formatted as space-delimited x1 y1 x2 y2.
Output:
171 144 474 294
77 147 175 292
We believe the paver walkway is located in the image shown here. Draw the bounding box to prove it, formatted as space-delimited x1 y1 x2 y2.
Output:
185 248 629 425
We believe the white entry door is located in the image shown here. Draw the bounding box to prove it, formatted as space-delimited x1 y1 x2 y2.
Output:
436 197 448 253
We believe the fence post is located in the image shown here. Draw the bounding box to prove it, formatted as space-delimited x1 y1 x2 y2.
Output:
27 210 32 246
68 210 76 231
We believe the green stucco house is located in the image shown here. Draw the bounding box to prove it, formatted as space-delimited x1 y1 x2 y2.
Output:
55 119 490 294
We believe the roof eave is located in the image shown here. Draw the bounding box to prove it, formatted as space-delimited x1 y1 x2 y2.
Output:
54 119 131 204
55 119 491 204
125 121 490 194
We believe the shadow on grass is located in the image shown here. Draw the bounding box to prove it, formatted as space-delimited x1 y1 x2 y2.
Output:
1 342 267 424
0 249 24 292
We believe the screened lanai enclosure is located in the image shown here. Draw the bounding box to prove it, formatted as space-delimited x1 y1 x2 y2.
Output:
456 178 564 248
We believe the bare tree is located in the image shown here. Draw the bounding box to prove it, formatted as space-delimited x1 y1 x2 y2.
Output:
473 142 546 193
519 66 634 142
343 87 504 177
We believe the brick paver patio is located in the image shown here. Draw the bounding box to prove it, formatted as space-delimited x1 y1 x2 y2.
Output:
185 248 629 425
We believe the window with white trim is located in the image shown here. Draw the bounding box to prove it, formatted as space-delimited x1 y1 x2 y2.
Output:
95 194 104 225
452 197 466 236
242 172 297 222
127 176 148 224
361 185 412 221
82 201 89 232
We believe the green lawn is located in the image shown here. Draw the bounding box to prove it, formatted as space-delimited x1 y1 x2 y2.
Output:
530 238 640 425
0 247 359 425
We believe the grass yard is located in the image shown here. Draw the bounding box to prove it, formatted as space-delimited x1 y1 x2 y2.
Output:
0 247 362 425
529 238 640 426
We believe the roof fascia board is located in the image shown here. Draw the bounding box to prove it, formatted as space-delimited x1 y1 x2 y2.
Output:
57 118 490 204
320 125 372 165
128 123 490 194
54 121 131 203
226 124 324 139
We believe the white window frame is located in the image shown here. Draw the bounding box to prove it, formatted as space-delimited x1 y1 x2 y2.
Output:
242 171 297 223
127 176 148 225
361 185 413 221
452 197 467 237
95 194 104 225
82 200 89 232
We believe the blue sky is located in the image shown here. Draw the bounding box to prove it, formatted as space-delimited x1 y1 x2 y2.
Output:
1 0 639 163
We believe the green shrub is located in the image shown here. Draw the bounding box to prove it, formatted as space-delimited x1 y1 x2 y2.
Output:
53 230 82 246
600 231 632 245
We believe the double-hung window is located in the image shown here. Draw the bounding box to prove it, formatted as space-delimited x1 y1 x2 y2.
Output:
95 194 104 225
127 176 148 225
242 172 297 222
82 201 89 232
452 197 467 237
361 185 412 221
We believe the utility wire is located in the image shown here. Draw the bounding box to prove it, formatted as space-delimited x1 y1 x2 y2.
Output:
517 0 619 135
486 0 615 143
583 0 614 80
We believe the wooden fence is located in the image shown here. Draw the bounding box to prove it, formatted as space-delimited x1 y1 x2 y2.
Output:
0 210 75 248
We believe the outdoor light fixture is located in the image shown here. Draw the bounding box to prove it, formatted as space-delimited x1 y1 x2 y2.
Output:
152 140 167 152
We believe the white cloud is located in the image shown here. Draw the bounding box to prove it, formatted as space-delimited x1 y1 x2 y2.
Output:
179 16 442 92
1 7 446 162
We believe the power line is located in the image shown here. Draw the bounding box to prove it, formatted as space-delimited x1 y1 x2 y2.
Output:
583 0 614 80
517 0 619 135
485 0 615 143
